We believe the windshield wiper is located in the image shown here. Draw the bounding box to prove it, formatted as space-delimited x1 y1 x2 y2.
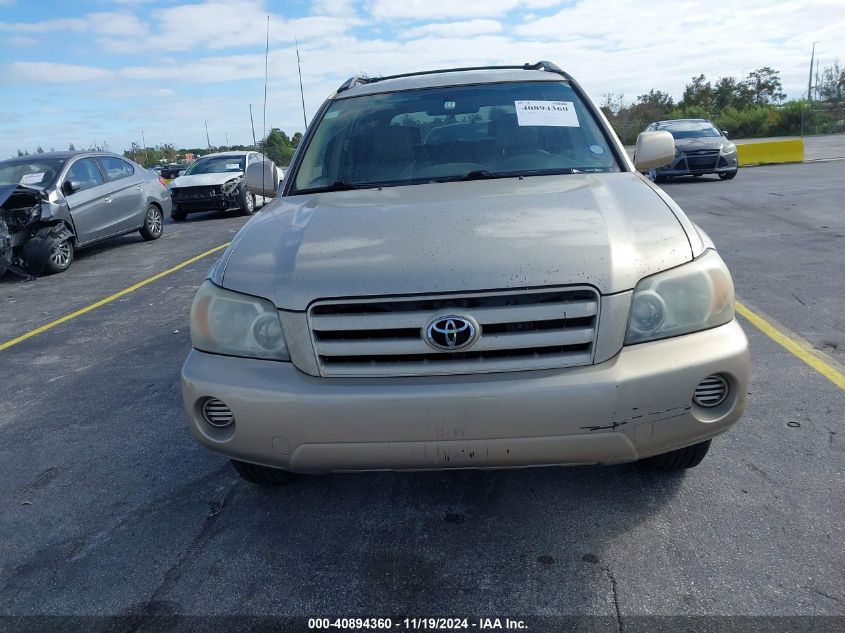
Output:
460 169 497 180
295 180 364 195
433 170 511 183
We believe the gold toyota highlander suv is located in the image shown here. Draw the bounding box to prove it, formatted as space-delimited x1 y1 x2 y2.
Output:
180 62 749 484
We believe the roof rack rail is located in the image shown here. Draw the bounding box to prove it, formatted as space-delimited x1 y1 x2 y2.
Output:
336 61 567 93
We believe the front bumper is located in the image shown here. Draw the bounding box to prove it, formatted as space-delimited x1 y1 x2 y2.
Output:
658 151 738 176
171 186 240 213
181 320 749 473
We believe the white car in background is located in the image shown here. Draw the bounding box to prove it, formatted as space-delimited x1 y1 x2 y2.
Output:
168 151 279 221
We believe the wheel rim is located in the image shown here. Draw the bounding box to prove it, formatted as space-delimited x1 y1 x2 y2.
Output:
647 169 657 182
50 240 71 268
146 206 163 236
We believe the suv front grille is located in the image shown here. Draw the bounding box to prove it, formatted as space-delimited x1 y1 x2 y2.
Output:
308 287 599 377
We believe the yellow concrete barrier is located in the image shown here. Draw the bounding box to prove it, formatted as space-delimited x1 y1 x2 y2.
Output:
736 139 804 166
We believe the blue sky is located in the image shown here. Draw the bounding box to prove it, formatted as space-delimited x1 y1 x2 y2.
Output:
0 0 842 158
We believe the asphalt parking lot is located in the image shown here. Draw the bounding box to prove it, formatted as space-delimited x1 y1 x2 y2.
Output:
0 162 843 631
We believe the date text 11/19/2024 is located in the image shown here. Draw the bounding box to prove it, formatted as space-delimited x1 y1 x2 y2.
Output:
308 618 528 630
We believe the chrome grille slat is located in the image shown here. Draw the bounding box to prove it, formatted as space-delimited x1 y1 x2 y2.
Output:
309 287 600 377
315 327 594 357
311 299 597 331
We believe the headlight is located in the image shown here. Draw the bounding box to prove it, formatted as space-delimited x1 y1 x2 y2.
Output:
190 280 289 360
625 250 734 345
721 143 737 154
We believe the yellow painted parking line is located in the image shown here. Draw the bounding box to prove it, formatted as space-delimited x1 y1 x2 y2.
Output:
736 300 845 390
0 243 229 352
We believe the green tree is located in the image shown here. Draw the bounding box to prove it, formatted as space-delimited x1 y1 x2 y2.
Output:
36 146 44 153
68 143 76 151
600 92 626 118
745 67 785 105
630 89 675 122
292 132 303 148
680 74 713 111
817 61 844 105
711 77 752 112
161 143 178 163
261 128 295 166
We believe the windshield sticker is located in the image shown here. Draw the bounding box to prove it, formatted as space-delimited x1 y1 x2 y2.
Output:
514 101 579 127
225 163 240 170
588 144 605 155
20 172 45 185
444 101 456 110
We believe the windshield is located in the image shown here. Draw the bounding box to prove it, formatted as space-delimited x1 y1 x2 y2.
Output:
0 158 67 188
292 81 618 194
658 121 721 139
185 156 245 175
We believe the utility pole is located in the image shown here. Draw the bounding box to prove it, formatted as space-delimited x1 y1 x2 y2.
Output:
141 130 147 165
296 38 308 130
808 42 816 102
205 121 211 150
225 132 230 148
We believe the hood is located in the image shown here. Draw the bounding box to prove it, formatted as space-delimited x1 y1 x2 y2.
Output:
219 173 693 310
0 184 46 210
170 172 242 188
674 136 725 152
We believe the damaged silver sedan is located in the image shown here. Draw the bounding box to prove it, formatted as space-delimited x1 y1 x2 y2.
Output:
0 151 171 278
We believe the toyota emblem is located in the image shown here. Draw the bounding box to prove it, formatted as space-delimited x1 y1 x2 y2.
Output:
424 315 479 351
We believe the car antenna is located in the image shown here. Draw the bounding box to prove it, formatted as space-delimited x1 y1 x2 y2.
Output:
296 38 307 130
249 104 257 149
262 14 269 197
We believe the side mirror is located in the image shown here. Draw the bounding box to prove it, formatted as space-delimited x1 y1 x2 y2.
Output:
63 180 81 195
633 131 675 171
721 129 730 138
245 160 279 199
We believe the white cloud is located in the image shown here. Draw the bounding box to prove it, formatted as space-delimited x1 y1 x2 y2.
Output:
311 0 357 16
8 62 113 82
401 19 503 39
369 0 564 20
0 17 88 33
95 2 358 52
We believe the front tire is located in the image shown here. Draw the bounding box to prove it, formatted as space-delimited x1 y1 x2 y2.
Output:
239 187 256 216
231 459 293 485
640 440 712 470
719 170 738 180
139 204 164 240
44 236 74 274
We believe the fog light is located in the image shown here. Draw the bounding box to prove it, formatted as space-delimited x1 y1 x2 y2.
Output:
201 398 234 428
693 374 729 408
